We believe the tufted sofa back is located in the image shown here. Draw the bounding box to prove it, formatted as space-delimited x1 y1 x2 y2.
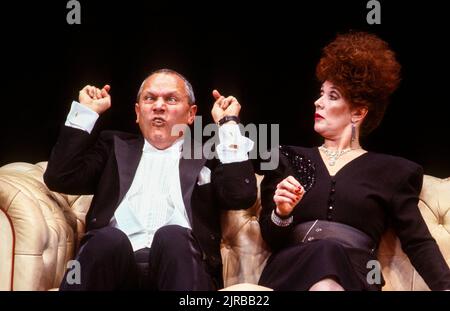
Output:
1 162 449 290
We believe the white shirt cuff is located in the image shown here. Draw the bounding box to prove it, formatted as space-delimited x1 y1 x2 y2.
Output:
64 101 99 134
216 123 254 164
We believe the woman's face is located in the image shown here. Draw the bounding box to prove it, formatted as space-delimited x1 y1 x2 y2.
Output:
313 81 353 139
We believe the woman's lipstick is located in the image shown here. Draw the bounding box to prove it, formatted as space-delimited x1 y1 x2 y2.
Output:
315 113 324 120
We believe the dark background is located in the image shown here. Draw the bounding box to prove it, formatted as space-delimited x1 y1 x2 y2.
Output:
1 0 449 177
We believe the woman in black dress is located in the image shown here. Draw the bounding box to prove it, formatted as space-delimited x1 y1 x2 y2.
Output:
258 31 450 291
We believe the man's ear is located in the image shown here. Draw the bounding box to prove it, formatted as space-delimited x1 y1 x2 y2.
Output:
135 103 140 123
351 106 368 124
188 105 197 124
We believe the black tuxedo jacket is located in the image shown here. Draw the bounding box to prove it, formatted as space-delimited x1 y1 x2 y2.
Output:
44 126 257 286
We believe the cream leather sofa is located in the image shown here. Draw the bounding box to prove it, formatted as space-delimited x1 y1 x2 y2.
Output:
1 162 449 291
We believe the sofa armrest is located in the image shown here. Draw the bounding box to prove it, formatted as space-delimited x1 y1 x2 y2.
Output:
378 175 450 291
0 162 90 290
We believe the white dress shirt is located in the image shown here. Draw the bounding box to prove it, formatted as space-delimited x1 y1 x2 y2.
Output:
65 101 254 251
110 138 188 250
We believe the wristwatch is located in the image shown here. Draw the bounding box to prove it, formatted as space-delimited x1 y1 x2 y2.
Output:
218 115 240 126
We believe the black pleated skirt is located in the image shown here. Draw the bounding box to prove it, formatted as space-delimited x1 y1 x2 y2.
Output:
258 239 382 291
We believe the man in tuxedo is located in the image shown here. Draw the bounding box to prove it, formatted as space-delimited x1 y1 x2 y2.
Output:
44 69 256 290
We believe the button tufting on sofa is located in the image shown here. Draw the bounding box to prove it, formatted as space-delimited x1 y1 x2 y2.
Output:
1 164 449 290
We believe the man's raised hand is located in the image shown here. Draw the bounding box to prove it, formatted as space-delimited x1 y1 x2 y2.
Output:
211 89 241 124
79 84 111 114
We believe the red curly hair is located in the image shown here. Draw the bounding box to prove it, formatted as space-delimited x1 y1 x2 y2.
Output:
316 31 401 135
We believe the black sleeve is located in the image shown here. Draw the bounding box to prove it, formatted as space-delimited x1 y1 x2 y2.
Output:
390 163 450 290
44 126 111 195
258 149 296 251
212 160 257 210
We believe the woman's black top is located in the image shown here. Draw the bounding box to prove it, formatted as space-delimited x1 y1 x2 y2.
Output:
259 146 450 290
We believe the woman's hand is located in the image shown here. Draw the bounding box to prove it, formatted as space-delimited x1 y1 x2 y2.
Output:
273 176 304 217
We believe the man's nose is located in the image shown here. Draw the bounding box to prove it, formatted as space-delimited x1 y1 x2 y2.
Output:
152 98 166 111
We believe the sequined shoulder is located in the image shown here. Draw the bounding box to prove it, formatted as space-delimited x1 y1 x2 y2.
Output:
279 145 316 192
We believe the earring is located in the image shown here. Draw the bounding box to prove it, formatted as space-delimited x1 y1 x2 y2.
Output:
351 121 356 143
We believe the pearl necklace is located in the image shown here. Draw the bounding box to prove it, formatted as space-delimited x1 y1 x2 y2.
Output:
319 145 352 166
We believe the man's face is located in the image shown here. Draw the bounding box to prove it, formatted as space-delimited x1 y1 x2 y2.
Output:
135 73 197 149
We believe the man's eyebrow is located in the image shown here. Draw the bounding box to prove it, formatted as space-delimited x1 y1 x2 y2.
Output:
163 91 181 97
142 90 180 97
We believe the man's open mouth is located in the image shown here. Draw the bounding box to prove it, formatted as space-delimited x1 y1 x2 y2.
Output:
151 117 166 126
